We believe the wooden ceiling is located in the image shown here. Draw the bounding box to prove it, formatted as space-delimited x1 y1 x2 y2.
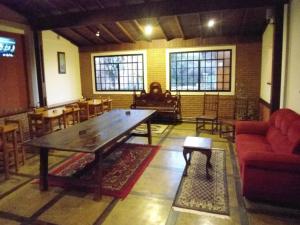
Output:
0 0 287 47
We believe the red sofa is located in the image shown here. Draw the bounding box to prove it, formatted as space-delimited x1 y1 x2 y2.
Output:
236 108 300 206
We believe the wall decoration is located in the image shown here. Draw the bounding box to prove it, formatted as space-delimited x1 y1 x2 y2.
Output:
57 52 66 74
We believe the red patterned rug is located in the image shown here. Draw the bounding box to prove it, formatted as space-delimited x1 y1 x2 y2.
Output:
41 143 159 198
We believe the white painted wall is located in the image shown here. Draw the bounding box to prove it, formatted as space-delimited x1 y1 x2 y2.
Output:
260 24 274 103
284 0 300 113
42 30 82 106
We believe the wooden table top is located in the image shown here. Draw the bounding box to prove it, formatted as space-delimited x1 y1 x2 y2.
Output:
183 136 212 150
87 99 103 106
29 107 80 119
26 109 156 153
0 124 18 133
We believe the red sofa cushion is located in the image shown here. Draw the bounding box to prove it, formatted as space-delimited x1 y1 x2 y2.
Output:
266 109 300 153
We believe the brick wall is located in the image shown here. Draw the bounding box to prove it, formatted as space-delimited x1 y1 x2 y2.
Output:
79 38 262 118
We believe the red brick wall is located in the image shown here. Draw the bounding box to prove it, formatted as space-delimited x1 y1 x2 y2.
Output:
0 31 29 117
79 38 262 118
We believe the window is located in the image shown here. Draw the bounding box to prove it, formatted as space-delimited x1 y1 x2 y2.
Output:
169 49 232 92
93 54 144 91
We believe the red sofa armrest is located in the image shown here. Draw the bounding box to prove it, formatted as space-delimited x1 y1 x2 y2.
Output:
236 121 269 136
242 151 300 173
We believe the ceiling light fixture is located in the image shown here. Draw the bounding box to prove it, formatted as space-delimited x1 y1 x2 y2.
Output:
144 24 153 36
96 31 100 37
207 19 215 28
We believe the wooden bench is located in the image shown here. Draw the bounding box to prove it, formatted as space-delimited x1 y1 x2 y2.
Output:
131 82 181 123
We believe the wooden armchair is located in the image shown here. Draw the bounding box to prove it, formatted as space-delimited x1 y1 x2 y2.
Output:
196 93 219 134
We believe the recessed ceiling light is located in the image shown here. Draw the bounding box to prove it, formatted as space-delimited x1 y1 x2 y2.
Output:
207 19 215 28
144 25 153 36
96 31 100 37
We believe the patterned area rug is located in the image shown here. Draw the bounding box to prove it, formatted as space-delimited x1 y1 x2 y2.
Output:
42 143 160 198
132 124 168 135
173 149 229 217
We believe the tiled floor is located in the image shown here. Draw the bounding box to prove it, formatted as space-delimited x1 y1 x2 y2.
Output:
0 122 300 225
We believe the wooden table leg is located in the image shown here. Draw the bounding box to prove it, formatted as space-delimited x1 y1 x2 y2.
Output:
40 147 49 191
183 148 190 176
205 150 212 179
146 120 152 145
94 151 103 201
12 130 19 172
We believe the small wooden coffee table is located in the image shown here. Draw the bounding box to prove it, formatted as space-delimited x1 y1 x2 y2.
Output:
183 136 212 178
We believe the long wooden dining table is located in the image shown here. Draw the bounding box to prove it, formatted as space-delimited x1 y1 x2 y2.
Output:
25 109 156 200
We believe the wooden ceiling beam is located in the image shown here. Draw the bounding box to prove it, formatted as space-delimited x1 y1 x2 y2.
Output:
32 0 287 30
98 24 122 43
156 18 170 41
174 16 185 39
95 0 105 8
70 28 97 45
132 20 151 42
115 22 135 43
85 26 107 43
53 30 80 46
133 20 144 34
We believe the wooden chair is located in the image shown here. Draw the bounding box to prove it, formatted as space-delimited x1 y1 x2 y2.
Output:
78 101 94 121
27 113 50 138
0 127 18 179
219 97 248 141
196 93 219 134
63 104 80 128
102 97 112 112
4 119 26 166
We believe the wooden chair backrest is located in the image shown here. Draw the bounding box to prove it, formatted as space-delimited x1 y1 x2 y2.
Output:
27 113 45 138
203 93 219 116
77 101 90 119
234 97 249 120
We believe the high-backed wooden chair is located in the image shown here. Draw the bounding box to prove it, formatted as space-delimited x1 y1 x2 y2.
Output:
196 93 219 134
0 127 17 179
219 97 248 141
28 113 50 138
4 119 26 166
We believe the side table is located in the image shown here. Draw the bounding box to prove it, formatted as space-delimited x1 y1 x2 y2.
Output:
183 136 212 178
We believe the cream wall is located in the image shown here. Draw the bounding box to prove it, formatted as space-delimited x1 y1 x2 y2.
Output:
260 24 274 103
42 30 82 106
284 0 300 113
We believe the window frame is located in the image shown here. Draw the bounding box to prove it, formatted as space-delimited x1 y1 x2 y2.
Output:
91 50 147 94
166 46 236 95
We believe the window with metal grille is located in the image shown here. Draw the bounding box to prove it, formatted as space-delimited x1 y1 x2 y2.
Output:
169 50 232 92
94 54 144 91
